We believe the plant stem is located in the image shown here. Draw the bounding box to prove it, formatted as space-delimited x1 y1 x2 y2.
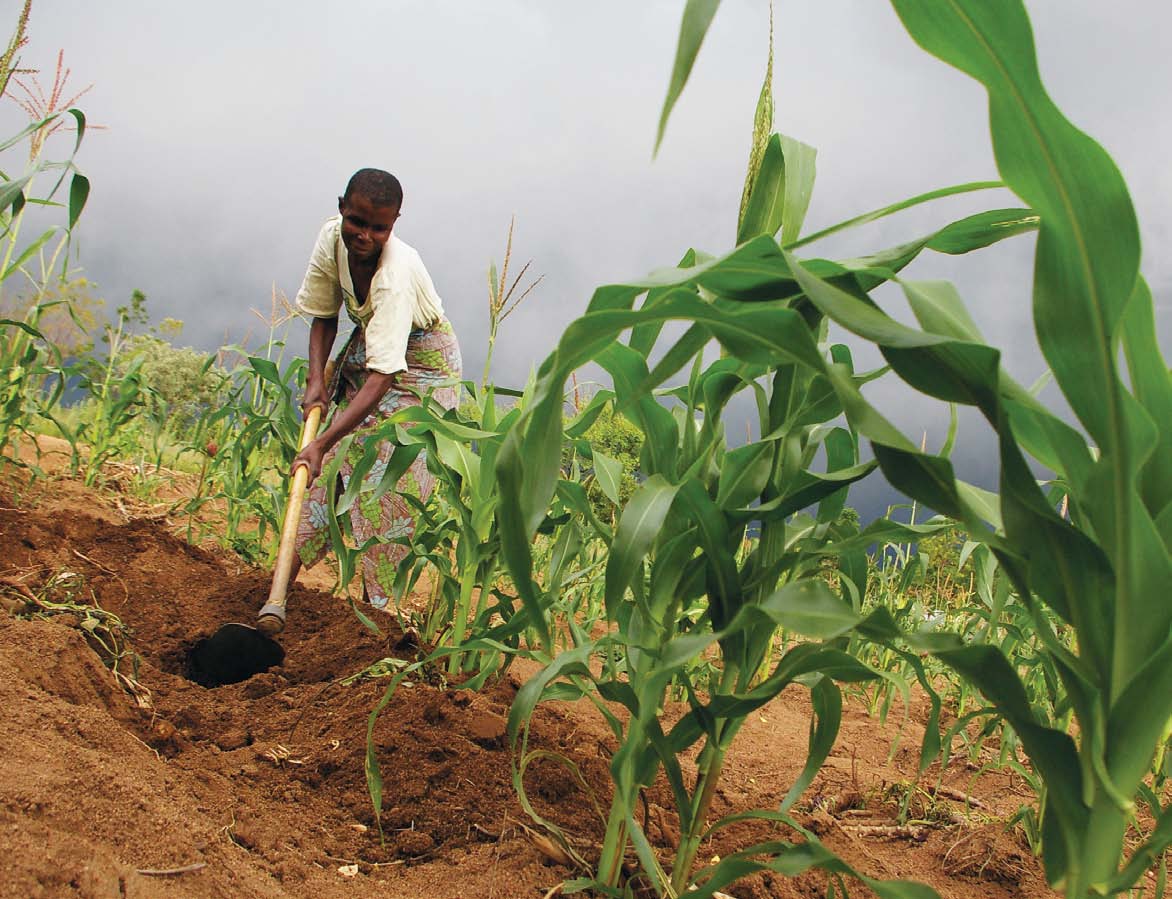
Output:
447 561 478 675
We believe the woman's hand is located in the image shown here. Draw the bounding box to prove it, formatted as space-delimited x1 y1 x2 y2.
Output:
301 376 330 415
292 438 327 481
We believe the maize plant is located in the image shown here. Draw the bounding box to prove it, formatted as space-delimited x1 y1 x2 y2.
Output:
0 98 90 470
497 0 1169 895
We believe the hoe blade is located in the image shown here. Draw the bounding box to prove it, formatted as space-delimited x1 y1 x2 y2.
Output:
186 623 285 687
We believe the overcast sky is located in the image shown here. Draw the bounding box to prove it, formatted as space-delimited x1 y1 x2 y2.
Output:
3 1 1169 519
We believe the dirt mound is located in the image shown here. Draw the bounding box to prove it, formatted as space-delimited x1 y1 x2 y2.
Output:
0 476 1057 899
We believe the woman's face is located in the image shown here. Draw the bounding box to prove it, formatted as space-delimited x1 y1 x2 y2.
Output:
337 192 399 264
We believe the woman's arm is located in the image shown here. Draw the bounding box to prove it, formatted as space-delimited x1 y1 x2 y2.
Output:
302 315 339 413
293 369 396 479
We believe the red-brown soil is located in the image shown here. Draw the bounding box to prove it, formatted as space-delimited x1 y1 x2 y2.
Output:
0 452 1064 899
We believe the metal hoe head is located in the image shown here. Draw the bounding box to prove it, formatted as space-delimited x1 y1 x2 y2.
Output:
186 623 285 687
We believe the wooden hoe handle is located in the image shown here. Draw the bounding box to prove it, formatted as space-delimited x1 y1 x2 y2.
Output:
257 362 335 634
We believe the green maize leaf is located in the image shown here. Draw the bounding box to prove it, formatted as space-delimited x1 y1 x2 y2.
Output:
734 462 877 525
699 360 766 425
787 179 1003 250
434 431 479 494
888 9 1172 794
626 816 673 898
345 594 383 637
67 109 87 154
687 836 942 899
1 227 57 281
0 318 45 340
591 449 623 507
639 321 710 393
393 405 497 442
556 480 613 541
1082 418 1169 682
738 133 818 246
996 427 1113 661
777 675 841 813
925 207 1038 254
649 629 723 682
634 236 798 301
604 475 680 618
1105 804 1172 894
901 279 1091 478
597 342 680 475
631 256 700 353
786 252 947 350
561 290 823 384
682 649 874 725
768 363 802 428
823 363 915 450
504 286 826 540
654 0 722 155
335 436 383 515
0 170 33 215
503 404 559 538
564 389 613 438
1106 628 1172 794
793 371 844 428
585 282 647 315
1120 277 1172 525
698 243 802 301
917 637 1087 861
494 429 551 650
776 135 818 246
0 112 69 153
633 709 693 816
247 356 283 386
827 206 1038 301
870 444 966 524
753 579 859 640
68 173 90 229
740 135 787 242
715 439 771 509
596 679 640 717
817 427 856 523
890 0 1138 449
676 479 741 630
507 643 598 752
363 666 416 836
900 279 984 342
790 257 1031 424
361 442 422 511
648 530 701 620
836 209 1035 294
882 341 1001 409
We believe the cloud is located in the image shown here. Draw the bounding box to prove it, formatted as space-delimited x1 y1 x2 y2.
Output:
3 0 1168 519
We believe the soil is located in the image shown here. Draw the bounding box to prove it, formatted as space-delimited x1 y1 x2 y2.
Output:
0 443 1067 899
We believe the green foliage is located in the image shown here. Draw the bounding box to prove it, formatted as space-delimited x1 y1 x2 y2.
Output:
0 17 91 475
580 405 643 518
497 1 1169 896
0 276 103 356
117 332 225 431
736 1 773 234
1 3 1168 896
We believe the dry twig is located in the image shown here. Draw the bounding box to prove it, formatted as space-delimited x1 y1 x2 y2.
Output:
135 863 207 876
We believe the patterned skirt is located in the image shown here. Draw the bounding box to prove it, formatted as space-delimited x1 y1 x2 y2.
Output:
294 317 462 608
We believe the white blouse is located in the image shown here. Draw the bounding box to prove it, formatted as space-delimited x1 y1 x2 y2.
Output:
295 216 445 374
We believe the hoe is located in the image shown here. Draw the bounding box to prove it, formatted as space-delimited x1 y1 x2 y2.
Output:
187 372 331 687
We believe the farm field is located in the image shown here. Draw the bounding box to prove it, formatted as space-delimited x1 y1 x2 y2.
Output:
0 445 1054 899
3 1 1170 896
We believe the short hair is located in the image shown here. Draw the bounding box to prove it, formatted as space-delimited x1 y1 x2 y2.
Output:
343 168 403 208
